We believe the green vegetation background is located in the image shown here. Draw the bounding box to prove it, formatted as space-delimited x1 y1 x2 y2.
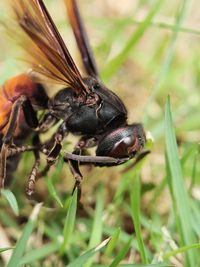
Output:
0 0 199 266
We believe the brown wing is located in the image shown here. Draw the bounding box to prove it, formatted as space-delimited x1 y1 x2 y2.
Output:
64 0 99 79
11 0 91 95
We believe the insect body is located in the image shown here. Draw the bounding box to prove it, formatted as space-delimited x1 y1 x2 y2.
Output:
1 0 147 196
0 74 48 188
48 76 145 158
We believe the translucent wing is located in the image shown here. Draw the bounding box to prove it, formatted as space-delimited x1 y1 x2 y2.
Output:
64 0 99 79
12 0 91 95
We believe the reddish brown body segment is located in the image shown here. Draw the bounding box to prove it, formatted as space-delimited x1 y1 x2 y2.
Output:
0 74 47 135
0 74 48 187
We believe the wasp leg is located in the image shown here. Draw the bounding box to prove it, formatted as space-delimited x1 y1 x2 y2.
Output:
64 137 98 200
32 123 69 179
38 123 69 177
0 95 39 188
26 151 40 197
65 150 150 168
26 135 41 196
7 145 37 157
38 113 58 133
27 149 52 192
69 159 83 200
64 153 129 165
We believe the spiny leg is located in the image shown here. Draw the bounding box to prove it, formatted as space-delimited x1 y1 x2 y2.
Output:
69 158 83 199
0 95 38 188
0 145 7 188
38 113 58 133
64 150 150 201
64 153 129 165
26 135 41 196
64 136 98 199
65 150 150 168
7 145 37 157
26 133 59 196
47 123 68 163
37 122 69 178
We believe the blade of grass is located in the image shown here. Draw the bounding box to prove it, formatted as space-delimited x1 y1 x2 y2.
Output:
130 172 148 264
66 238 110 267
189 150 198 193
60 188 77 253
165 96 197 266
114 172 130 202
7 203 42 267
94 264 174 267
132 18 200 36
109 236 133 267
43 224 60 241
191 201 200 238
19 241 60 265
105 227 121 256
102 224 137 249
45 175 63 208
0 211 19 229
163 242 200 260
114 153 149 203
92 16 200 38
45 157 64 207
0 247 14 253
101 0 163 81
93 264 174 267
84 184 105 267
144 0 192 123
1 189 19 216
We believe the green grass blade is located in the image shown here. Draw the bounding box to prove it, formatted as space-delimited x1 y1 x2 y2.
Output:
7 203 42 267
66 238 110 267
0 211 19 229
105 227 121 256
94 264 174 267
144 0 191 122
45 157 64 207
101 0 163 81
88 184 105 248
45 175 63 208
165 96 197 266
60 188 77 253
132 18 200 36
109 236 133 267
19 242 60 265
191 202 200 238
84 184 105 267
189 150 198 193
163 242 200 260
130 173 148 264
0 247 14 253
1 189 19 216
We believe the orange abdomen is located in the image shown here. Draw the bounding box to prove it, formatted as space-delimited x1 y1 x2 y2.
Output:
0 74 47 135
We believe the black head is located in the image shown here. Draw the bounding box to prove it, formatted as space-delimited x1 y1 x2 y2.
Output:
96 123 146 158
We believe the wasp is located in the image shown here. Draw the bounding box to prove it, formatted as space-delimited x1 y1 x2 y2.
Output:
0 0 147 196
